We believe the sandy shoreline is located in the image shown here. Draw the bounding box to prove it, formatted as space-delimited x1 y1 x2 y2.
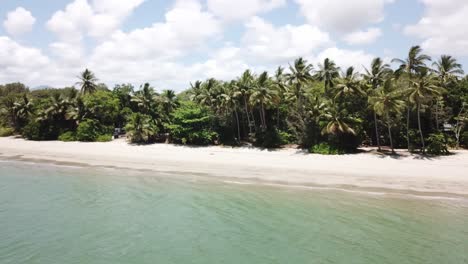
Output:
1 137 468 197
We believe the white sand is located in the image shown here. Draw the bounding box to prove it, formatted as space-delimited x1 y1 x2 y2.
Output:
1 137 467 196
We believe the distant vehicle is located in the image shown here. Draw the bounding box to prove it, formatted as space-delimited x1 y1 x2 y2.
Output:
113 128 126 138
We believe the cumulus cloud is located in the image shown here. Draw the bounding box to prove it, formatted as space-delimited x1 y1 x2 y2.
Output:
295 0 394 32
3 7 36 36
207 0 285 21
343 27 382 45
46 0 145 41
313 47 375 72
0 37 50 84
87 0 222 88
404 0 468 56
242 16 331 64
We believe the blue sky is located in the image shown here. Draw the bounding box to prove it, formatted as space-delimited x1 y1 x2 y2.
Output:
0 0 467 91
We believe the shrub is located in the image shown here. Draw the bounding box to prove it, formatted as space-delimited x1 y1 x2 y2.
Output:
427 133 450 155
168 102 218 145
96 134 113 142
254 129 292 148
309 142 345 155
22 120 60 140
125 113 158 144
462 131 468 147
0 127 14 137
58 131 77 142
76 119 111 142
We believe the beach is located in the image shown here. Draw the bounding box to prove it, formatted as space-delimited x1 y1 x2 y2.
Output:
1 137 467 197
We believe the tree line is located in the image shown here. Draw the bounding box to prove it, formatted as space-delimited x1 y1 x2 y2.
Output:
1 45 467 155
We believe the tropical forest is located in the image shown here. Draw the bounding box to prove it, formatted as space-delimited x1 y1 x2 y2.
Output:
1 46 467 155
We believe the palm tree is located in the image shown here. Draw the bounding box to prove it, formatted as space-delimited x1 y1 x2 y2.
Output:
392 45 431 150
160 89 179 116
316 58 340 95
125 113 158 143
220 82 242 141
320 102 356 136
132 83 156 114
408 69 444 153
250 72 276 130
363 57 393 151
286 58 314 109
13 94 33 122
193 79 221 110
273 66 288 126
369 79 405 154
77 69 98 95
236 70 256 134
66 96 88 126
37 93 69 123
432 55 464 130
334 67 364 99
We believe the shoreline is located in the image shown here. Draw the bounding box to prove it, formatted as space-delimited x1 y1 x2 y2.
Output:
1 137 468 198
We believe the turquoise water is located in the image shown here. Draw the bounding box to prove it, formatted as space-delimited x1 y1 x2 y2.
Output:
1 161 467 264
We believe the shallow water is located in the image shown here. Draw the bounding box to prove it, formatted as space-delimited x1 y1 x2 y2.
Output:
1 161 467 264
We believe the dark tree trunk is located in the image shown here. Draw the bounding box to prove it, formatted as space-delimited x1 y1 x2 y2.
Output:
417 103 425 154
243 97 252 135
406 103 411 151
374 111 381 151
234 109 240 142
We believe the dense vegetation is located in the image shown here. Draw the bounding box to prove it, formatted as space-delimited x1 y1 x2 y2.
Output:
1 46 467 155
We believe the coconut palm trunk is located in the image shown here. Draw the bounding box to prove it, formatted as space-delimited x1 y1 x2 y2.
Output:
417 102 425 154
373 112 381 151
387 124 395 154
243 96 252 134
406 100 411 151
261 103 267 130
234 109 241 142
435 98 440 131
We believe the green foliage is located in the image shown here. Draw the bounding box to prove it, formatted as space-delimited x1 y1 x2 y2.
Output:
254 129 292 148
309 142 345 155
462 131 468 147
125 113 158 144
58 131 77 142
76 119 111 142
82 90 119 126
168 102 218 145
427 133 450 155
0 127 14 137
22 120 60 141
96 134 113 142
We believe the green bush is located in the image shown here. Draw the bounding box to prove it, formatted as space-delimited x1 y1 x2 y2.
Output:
0 127 14 137
309 142 345 155
427 133 450 155
125 113 158 144
168 102 218 145
58 131 77 142
254 129 292 148
462 131 468 147
22 120 60 140
96 134 113 142
76 119 111 142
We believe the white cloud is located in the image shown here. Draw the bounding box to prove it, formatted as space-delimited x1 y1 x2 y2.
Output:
242 17 331 64
46 0 145 41
313 47 375 72
343 27 382 45
404 0 468 56
3 7 36 36
0 37 50 84
295 0 394 32
207 0 285 21
87 0 222 88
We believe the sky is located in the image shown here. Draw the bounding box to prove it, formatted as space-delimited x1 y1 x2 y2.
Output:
0 0 467 91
